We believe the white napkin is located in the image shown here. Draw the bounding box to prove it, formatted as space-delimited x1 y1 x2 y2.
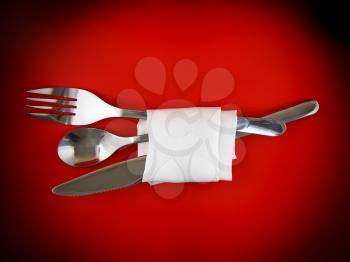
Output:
137 108 237 184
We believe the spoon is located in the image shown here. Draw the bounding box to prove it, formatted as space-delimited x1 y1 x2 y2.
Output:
58 128 148 167
58 117 286 167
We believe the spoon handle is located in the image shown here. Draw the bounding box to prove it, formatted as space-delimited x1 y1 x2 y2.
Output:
131 134 149 143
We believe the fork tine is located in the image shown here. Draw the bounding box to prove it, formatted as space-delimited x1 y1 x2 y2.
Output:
26 97 76 106
27 88 79 99
26 105 75 113
27 113 72 125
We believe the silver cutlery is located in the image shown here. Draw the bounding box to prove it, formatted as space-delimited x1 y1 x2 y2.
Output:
26 87 285 136
52 100 319 196
26 88 147 125
236 100 319 139
58 128 148 167
53 156 147 196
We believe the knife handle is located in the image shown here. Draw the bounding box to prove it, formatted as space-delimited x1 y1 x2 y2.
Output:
236 100 319 139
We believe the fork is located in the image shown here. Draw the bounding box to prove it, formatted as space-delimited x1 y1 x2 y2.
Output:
26 88 147 125
25 87 286 136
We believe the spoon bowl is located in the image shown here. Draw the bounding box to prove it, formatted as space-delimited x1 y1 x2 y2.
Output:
58 128 148 167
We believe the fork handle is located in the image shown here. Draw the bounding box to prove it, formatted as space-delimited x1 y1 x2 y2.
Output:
121 109 284 136
121 109 267 128
120 109 257 125
121 109 147 119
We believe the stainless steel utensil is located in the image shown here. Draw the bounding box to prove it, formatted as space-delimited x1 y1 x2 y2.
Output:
26 87 285 136
58 128 148 167
26 88 147 125
236 100 319 139
52 100 319 196
53 156 147 196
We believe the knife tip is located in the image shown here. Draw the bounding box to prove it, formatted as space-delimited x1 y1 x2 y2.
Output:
313 100 319 113
51 185 63 196
51 185 75 196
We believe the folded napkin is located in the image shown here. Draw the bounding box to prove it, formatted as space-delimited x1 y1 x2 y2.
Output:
137 108 237 184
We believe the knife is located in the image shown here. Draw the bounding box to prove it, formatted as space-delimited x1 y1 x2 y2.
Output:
52 100 319 196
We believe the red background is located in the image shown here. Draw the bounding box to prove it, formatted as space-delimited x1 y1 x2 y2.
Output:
3 1 350 261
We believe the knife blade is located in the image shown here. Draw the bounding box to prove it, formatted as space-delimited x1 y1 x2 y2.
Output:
52 100 319 196
53 156 146 196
